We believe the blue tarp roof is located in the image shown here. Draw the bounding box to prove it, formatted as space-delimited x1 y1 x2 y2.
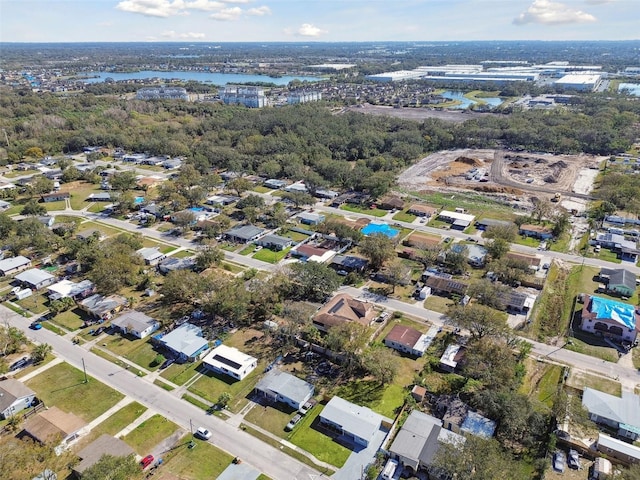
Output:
591 296 636 330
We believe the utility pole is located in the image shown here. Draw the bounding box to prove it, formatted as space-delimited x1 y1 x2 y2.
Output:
81 358 88 384
189 418 196 449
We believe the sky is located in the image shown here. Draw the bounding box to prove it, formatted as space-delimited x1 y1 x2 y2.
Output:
1 0 638 43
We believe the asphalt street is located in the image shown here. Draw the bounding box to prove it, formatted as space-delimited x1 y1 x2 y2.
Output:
1 305 321 480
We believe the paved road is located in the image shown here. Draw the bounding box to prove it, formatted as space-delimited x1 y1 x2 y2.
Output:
340 286 640 391
1 305 320 480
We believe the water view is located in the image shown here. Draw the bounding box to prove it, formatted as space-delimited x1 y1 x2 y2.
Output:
440 90 503 109
80 70 323 86
618 83 640 96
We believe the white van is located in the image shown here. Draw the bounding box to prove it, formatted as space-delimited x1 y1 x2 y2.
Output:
381 458 399 480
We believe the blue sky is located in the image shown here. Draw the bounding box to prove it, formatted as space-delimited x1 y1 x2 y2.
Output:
1 0 638 42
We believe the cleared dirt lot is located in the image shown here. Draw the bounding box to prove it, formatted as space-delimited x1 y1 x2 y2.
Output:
341 104 492 123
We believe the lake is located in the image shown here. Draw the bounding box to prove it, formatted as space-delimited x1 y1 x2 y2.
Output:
618 83 640 96
440 91 503 109
81 70 323 86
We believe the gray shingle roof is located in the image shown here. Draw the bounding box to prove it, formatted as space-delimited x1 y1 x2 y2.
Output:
255 369 314 405
320 396 389 443
583 388 640 430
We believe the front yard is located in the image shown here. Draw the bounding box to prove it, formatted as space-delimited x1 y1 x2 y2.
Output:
122 413 181 455
156 435 235 480
100 333 162 371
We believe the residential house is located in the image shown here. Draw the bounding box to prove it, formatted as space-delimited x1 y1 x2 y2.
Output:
312 293 377 332
292 244 336 263
40 192 69 203
407 204 437 218
220 171 241 181
136 247 166 266
46 279 95 301
384 325 439 357
86 192 111 202
21 406 86 446
330 192 369 208
158 256 196 274
424 276 468 297
438 397 497 438
505 252 542 271
37 216 55 228
519 224 554 240
438 210 475 230
580 295 639 343
451 243 488 267
314 189 339 200
330 255 369 274
582 388 640 441
162 158 182 169
224 225 266 244
254 369 314 410
0 379 36 419
110 310 160 339
156 323 209 363
389 410 465 473
0 256 32 276
439 344 465 372
206 194 240 206
596 434 640 466
319 396 391 447
599 268 637 297
297 211 325 225
15 269 56 290
257 234 293 251
284 182 308 194
498 291 536 314
78 294 127 320
378 195 404 211
0 199 11 212
475 218 514 230
73 434 135 478
137 176 164 190
264 179 287 189
404 232 440 249
75 229 104 242
202 344 257 381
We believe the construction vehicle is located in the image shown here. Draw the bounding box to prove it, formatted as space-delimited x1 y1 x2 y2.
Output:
551 192 561 202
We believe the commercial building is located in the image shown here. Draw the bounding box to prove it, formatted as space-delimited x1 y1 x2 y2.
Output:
288 91 322 104
554 74 602 92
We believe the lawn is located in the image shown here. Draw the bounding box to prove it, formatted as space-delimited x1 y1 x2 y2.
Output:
53 307 92 331
157 434 234 480
518 358 562 411
513 236 541 248
79 221 125 237
279 229 310 242
14 353 55 379
101 334 162 371
253 185 272 193
424 295 454 314
288 405 352 468
253 247 291 264
340 204 387 218
43 200 67 211
15 293 50 314
63 181 102 210
122 414 181 455
92 401 148 437
160 361 202 385
392 211 417 223
25 362 124 422
566 370 621 396
565 331 618 363
244 403 293 438
239 244 255 256
171 249 195 259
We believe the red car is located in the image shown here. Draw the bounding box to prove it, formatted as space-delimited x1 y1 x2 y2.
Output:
141 454 154 469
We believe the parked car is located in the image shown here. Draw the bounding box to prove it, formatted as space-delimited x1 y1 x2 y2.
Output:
567 449 581 470
553 451 566 473
160 358 175 369
298 398 318 415
93 327 104 336
140 455 154 469
30 322 42 330
194 427 212 440
10 357 30 371
285 414 302 431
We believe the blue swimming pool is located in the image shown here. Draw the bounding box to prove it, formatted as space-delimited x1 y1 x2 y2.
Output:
134 196 145 205
189 207 204 212
361 223 400 238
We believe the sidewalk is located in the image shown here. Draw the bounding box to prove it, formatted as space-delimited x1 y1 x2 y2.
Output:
114 407 157 438
77 396 134 436
17 357 63 381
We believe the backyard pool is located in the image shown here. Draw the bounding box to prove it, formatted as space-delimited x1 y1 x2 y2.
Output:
134 196 145 205
361 223 400 238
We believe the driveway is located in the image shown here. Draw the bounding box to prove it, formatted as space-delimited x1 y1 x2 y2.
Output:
332 427 389 480
217 462 261 480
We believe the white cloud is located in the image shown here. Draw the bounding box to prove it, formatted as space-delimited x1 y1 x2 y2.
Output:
162 30 206 38
513 0 596 25
183 0 225 11
210 6 242 20
116 0 187 18
296 23 328 37
584 0 612 4
247 6 271 16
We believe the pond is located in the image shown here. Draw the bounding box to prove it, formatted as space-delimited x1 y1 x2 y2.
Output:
440 91 503 109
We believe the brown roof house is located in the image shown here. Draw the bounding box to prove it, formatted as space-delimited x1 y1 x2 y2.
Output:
407 204 438 217
384 324 440 357
378 195 405 211
425 276 468 297
21 406 86 447
312 293 377 332
73 434 135 477
404 232 440 249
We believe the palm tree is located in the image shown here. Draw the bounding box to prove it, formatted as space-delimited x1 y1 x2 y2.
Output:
31 343 52 363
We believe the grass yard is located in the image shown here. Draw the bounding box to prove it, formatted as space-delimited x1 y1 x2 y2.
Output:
392 211 417 223
239 244 255 256
170 249 195 259
43 200 67 211
220 261 246 274
154 379 175 391
79 221 125 237
101 334 162 371
280 229 310 242
253 185 272 193
15 293 50 314
288 406 352 468
565 332 618 363
518 358 562 411
160 361 201 385
253 247 291 264
244 402 292 438
633 347 640 370
92 401 147 437
566 370 621 396
513 236 541 248
14 353 55 379
340 204 387 218
64 181 102 210
25 362 124 422
157 435 234 480
423 295 454 314
123 414 181 455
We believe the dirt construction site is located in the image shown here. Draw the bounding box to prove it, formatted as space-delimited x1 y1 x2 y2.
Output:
398 149 604 209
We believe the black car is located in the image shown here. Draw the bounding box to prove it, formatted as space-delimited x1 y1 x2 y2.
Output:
160 358 175 369
93 327 105 336
10 357 30 371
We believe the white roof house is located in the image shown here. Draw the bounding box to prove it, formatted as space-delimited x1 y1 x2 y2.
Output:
439 344 464 372
46 279 95 301
111 310 160 339
15 269 56 290
136 247 166 266
319 396 391 447
438 210 476 229
202 344 258 380
0 256 32 276
255 369 314 409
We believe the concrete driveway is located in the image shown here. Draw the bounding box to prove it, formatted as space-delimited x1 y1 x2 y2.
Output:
332 427 389 480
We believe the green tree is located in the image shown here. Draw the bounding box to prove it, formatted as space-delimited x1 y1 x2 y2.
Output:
446 304 508 340
359 233 396 270
110 171 137 192
0 436 77 480
81 453 143 480
31 343 52 363
381 258 410 293
484 224 518 242
282 191 315 208
467 279 510 310
172 210 196 233
88 249 143 294
361 345 399 385
217 392 232 408
286 261 341 302
29 176 54 196
195 244 224 271
20 199 47 216
0 326 27 356
24 147 44 159
0 213 13 238
160 270 212 307
227 177 252 197
485 238 510 260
